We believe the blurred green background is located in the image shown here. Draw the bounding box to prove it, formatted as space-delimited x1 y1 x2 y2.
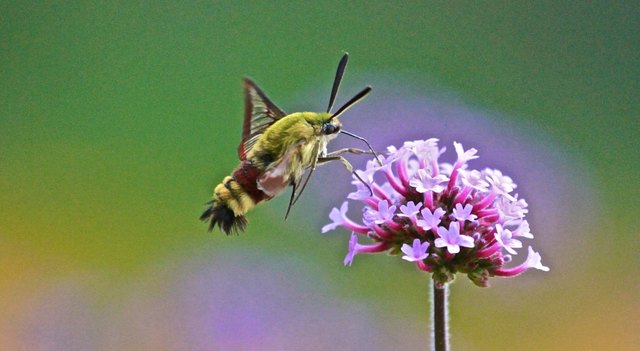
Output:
1 1 638 350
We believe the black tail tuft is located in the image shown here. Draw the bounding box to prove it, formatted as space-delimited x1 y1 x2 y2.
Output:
200 202 247 235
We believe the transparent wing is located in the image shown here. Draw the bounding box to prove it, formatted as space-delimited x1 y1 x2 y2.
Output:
238 78 287 160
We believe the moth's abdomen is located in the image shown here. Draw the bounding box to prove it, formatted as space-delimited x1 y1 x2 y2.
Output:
199 202 246 234
200 160 269 234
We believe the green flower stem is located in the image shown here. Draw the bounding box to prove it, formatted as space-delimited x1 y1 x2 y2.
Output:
432 281 448 351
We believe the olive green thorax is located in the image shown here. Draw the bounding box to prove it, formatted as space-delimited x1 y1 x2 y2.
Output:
248 112 342 170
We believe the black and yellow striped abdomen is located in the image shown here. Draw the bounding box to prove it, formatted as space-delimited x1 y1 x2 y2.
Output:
200 160 270 234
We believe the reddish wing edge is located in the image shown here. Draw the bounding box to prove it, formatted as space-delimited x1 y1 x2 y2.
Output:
238 78 287 160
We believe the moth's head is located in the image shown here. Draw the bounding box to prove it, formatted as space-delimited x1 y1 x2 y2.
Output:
305 112 342 137
321 114 342 136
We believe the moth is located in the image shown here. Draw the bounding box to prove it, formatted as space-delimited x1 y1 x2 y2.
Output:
201 53 379 234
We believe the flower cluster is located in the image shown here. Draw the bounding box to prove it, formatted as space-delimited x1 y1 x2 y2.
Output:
322 139 549 287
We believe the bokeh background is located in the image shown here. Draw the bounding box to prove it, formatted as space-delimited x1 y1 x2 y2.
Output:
2 1 638 350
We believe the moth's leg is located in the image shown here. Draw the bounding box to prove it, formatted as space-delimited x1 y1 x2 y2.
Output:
317 155 351 169
317 155 373 195
325 147 382 166
284 181 297 220
285 141 320 219
325 147 371 157
288 166 316 213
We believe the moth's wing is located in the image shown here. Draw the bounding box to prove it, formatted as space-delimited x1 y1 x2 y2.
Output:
256 140 304 198
238 78 287 160
257 139 322 220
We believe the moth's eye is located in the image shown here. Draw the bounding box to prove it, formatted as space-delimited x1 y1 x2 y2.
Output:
322 123 340 135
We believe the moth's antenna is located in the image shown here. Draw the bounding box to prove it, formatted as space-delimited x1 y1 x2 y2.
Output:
330 86 372 120
340 129 382 166
327 53 349 113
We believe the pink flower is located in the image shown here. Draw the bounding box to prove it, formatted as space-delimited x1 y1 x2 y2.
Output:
322 201 369 234
401 239 430 262
435 221 475 254
323 139 548 287
416 207 446 231
452 203 477 222
344 233 390 266
494 224 522 255
409 169 449 194
453 141 478 165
